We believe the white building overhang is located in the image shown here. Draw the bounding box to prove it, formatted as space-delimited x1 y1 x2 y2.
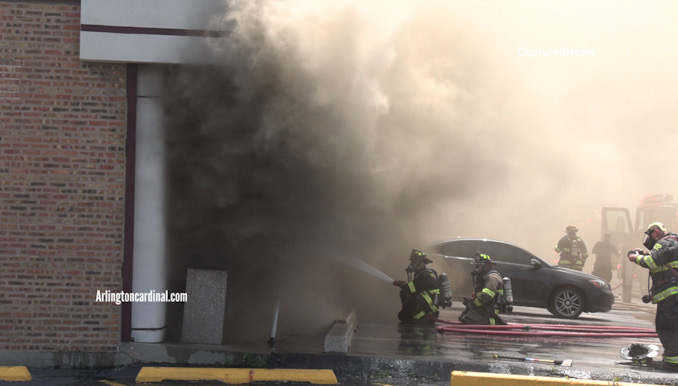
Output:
80 0 228 64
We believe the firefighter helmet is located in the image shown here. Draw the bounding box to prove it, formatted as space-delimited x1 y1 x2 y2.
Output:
620 343 659 364
409 249 432 264
406 249 432 273
645 222 666 235
565 225 578 233
643 222 667 250
472 252 493 275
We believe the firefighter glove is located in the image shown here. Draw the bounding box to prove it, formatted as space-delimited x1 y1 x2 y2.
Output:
627 250 641 263
462 297 475 308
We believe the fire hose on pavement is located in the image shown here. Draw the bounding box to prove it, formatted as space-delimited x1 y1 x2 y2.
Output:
435 319 658 337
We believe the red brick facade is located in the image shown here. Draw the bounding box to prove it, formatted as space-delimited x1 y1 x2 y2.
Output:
1 1 127 352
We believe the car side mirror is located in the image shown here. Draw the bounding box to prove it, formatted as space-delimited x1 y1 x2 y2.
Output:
530 259 542 271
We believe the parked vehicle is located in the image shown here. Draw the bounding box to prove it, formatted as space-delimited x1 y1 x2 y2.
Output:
425 238 614 318
601 193 678 302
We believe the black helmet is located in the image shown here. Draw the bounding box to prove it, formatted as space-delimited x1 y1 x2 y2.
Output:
472 252 493 275
410 249 432 264
406 249 432 272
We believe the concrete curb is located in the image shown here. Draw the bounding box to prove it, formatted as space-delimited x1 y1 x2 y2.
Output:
136 367 338 384
449 371 661 386
0 366 32 381
323 311 359 353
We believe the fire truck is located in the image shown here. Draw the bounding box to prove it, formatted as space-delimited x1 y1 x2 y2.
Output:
601 194 678 302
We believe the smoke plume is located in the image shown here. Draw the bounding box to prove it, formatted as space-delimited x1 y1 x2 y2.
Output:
164 0 678 342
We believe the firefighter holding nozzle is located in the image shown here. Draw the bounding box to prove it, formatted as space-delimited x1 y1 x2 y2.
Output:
393 249 451 325
627 222 678 372
459 252 512 325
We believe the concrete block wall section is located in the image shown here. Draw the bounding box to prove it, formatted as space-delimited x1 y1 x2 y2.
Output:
0 1 127 352
181 269 228 344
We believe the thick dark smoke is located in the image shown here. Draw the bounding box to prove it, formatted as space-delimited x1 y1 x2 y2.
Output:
164 64 417 340
164 0 678 342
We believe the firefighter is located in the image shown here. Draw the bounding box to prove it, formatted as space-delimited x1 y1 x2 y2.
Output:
459 252 507 325
627 222 678 372
393 249 441 325
592 233 620 282
555 225 589 271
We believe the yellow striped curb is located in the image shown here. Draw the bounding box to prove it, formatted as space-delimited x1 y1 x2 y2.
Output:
98 380 126 386
136 367 338 384
0 366 32 381
450 371 660 385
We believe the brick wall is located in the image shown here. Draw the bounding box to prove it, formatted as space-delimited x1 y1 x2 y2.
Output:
0 1 127 352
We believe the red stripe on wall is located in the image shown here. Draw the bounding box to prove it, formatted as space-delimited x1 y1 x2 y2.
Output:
122 63 137 342
81 24 227 38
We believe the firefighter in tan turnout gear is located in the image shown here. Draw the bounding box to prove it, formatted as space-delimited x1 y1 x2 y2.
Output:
627 222 678 372
459 252 509 325
555 225 589 271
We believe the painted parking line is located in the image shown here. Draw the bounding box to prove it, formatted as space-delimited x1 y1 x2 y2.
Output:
450 371 659 385
136 367 338 384
0 366 32 381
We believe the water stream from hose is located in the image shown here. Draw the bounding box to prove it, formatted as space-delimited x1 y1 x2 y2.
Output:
344 256 394 283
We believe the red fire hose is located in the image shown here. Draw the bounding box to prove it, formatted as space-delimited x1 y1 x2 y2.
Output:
435 320 658 337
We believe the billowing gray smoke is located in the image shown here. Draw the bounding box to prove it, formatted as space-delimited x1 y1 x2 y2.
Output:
164 0 678 342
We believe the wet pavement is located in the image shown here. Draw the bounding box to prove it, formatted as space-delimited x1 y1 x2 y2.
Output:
345 303 670 384
12 298 678 385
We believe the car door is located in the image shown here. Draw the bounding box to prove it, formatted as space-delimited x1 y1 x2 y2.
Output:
476 241 547 307
601 207 636 302
601 207 635 250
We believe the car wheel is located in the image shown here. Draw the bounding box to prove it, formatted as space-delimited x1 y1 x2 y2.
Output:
549 287 584 318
